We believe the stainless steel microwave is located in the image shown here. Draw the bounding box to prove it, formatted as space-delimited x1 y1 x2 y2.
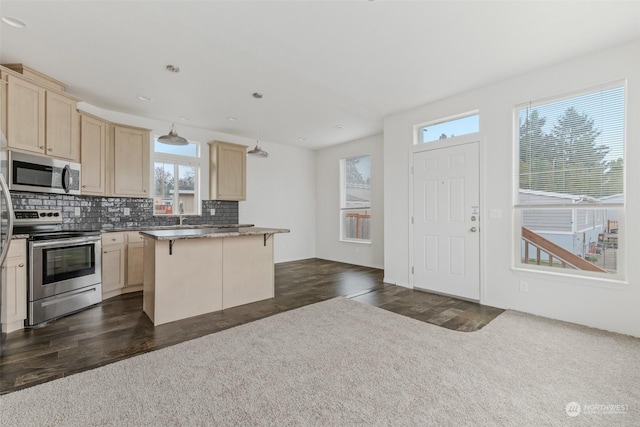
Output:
8 151 81 195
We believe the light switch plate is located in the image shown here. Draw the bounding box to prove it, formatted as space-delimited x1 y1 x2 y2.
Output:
124 207 131 216
74 207 81 216
210 209 216 216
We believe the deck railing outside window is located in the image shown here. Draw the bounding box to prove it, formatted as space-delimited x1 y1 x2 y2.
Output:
343 210 370 240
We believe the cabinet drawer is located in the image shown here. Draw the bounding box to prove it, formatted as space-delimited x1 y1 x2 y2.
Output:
126 231 144 243
102 232 124 245
7 239 26 259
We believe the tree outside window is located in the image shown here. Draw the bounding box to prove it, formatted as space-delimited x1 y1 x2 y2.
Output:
153 139 201 215
516 84 624 275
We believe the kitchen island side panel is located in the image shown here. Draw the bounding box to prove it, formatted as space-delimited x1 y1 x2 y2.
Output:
151 238 223 326
222 235 274 309
142 237 156 322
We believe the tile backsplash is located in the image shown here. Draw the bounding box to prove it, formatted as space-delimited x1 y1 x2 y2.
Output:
10 192 239 231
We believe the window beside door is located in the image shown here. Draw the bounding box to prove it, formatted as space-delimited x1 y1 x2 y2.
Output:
153 139 202 216
340 155 371 243
514 82 625 277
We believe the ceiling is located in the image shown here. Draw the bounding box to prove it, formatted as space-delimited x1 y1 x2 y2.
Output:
1 1 639 150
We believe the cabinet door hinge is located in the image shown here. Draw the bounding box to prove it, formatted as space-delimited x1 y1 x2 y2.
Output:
411 266 414 274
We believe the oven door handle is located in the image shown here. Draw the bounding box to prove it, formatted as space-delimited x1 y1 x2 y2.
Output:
31 236 100 249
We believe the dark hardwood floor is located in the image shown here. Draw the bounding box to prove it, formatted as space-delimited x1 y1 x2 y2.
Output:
0 258 503 395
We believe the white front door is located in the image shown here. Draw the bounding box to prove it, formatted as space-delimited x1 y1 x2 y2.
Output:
412 141 480 300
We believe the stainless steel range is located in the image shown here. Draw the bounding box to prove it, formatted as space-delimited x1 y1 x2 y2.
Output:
14 209 102 326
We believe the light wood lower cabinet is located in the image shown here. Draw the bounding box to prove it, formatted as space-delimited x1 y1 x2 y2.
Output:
126 232 144 287
102 231 145 300
101 232 125 299
1 239 27 333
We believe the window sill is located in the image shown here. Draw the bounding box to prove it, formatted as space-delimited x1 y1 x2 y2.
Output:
339 239 372 245
511 265 628 289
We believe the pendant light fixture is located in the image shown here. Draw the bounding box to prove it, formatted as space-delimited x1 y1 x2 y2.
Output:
158 122 188 146
248 92 269 157
157 64 188 146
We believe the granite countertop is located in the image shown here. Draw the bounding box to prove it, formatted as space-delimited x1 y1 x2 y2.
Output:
11 234 30 240
139 227 290 241
103 224 255 232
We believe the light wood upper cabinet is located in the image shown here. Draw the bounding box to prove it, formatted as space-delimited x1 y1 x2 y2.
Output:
3 70 80 161
79 112 108 195
0 80 6 143
46 91 79 160
209 140 247 201
112 125 150 198
5 74 45 154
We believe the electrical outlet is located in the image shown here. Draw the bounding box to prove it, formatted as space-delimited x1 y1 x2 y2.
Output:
124 207 131 216
74 207 81 217
519 281 529 292
210 209 216 216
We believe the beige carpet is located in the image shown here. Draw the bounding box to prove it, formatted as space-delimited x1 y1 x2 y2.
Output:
0 297 638 426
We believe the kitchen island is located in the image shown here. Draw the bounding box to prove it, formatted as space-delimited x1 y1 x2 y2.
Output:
140 226 289 326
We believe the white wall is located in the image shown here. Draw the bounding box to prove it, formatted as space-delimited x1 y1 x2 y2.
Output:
242 141 316 263
316 134 384 269
383 39 640 337
77 103 316 263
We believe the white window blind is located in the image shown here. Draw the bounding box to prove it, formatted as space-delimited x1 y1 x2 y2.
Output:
517 84 624 207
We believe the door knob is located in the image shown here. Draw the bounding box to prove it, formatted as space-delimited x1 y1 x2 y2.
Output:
470 227 477 232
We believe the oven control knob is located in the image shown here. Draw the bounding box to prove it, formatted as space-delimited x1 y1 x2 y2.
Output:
53 212 60 217
47 212 53 217
40 212 46 217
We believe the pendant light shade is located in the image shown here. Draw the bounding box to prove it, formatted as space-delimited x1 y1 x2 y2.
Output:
248 92 269 157
158 123 188 146
247 144 269 157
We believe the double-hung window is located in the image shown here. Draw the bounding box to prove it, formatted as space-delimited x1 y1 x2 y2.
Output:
515 82 625 277
340 155 371 243
153 139 202 216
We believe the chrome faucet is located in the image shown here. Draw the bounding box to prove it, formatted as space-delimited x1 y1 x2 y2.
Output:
179 201 185 226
